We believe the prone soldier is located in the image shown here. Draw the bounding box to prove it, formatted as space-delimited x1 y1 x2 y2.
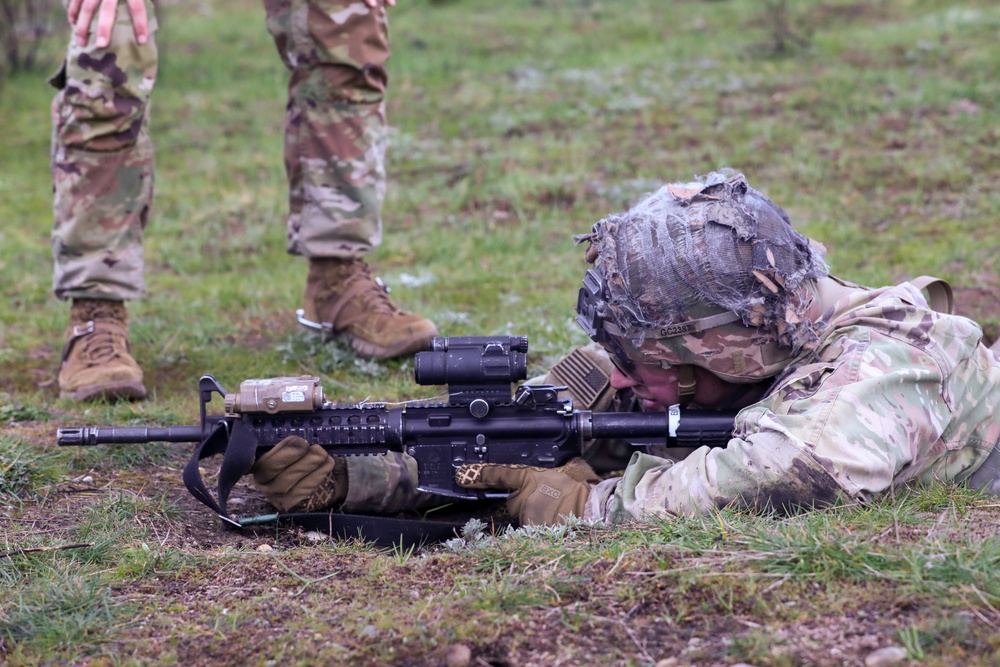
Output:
249 171 1000 525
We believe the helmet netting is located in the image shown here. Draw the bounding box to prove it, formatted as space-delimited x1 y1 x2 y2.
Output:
580 171 828 354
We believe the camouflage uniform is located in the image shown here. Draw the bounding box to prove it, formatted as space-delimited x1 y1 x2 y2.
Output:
584 280 1000 522
51 0 389 300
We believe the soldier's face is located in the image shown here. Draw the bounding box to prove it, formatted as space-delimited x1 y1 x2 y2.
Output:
609 363 681 411
609 363 764 411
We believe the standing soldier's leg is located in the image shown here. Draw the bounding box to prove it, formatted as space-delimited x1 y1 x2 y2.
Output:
51 0 158 400
264 0 437 360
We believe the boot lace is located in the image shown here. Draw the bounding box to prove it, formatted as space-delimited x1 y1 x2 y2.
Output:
78 328 126 366
69 301 129 367
344 260 400 315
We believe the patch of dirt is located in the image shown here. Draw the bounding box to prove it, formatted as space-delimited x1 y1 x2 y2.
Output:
953 284 1000 346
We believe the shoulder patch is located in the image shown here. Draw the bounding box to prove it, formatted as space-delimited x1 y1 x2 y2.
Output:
548 348 612 410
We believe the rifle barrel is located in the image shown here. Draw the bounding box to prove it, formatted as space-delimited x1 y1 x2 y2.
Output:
588 410 734 447
57 426 205 446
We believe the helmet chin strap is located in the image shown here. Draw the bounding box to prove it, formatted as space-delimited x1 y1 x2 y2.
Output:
676 364 696 407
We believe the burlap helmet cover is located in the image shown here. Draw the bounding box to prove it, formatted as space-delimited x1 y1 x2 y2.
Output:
580 171 829 382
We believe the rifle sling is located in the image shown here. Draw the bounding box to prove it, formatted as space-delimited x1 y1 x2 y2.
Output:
182 419 262 527
216 419 262 517
182 421 240 525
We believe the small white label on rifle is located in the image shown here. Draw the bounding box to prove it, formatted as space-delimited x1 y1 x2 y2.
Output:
668 404 680 439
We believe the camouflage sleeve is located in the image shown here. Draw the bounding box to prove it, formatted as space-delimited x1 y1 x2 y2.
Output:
585 421 844 522
342 452 440 513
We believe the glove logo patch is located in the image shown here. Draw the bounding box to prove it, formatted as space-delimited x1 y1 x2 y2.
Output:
538 484 562 500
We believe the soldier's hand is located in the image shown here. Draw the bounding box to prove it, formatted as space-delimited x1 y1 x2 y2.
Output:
364 0 396 7
250 436 346 513
455 459 599 526
68 0 149 48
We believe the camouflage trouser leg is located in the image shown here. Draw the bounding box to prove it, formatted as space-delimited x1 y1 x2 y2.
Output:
264 0 389 259
50 0 158 301
342 452 440 514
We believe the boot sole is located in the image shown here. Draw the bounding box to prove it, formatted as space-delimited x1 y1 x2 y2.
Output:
60 380 148 402
349 331 437 360
296 309 437 360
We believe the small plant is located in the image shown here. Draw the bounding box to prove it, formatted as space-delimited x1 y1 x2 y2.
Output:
898 624 927 660
730 628 787 666
392 540 418 565
753 0 811 57
0 394 50 422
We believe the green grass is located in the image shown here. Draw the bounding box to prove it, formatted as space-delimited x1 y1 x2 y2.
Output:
2 0 1000 664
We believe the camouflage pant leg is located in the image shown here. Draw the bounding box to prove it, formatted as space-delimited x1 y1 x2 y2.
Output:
264 0 389 259
342 452 440 514
50 0 158 301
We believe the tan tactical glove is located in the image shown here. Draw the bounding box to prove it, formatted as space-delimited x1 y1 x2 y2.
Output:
455 459 600 526
250 436 347 513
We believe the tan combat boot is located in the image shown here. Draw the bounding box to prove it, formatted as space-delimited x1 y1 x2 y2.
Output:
298 258 438 359
58 299 147 401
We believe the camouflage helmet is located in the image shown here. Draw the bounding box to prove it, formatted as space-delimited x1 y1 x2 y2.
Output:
575 171 829 383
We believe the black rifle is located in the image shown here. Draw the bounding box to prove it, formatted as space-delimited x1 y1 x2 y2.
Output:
58 336 735 536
